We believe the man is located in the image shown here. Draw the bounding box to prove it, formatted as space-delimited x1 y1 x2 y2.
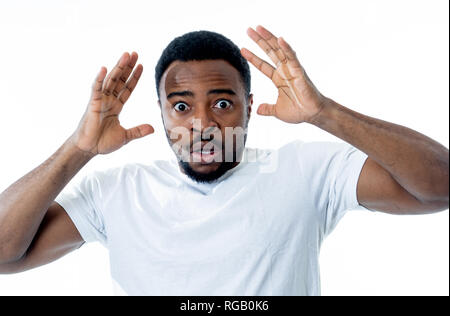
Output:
0 26 448 296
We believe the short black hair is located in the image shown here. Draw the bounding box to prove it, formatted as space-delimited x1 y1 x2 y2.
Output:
155 30 251 99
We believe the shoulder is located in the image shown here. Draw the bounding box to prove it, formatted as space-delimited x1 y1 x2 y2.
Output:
269 139 362 175
84 160 176 185
278 139 357 160
279 139 351 152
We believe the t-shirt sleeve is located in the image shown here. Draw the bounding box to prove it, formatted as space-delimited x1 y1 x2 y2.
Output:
293 140 370 237
55 171 107 246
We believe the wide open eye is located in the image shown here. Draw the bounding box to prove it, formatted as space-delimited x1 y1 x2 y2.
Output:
174 102 190 112
214 99 233 110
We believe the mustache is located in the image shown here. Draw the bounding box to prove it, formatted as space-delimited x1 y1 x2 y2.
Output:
190 127 223 149
189 140 224 153
166 124 248 158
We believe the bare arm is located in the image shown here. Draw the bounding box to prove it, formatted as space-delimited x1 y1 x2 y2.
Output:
0 202 84 274
311 100 449 213
0 141 92 265
241 25 449 214
0 52 154 272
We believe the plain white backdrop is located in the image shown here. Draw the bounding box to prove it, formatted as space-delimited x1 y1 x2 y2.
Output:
0 0 448 296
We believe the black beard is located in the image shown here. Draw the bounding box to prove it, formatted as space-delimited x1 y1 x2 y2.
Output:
178 160 237 184
161 110 249 184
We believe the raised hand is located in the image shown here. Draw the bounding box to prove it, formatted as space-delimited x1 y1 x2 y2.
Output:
70 52 154 156
241 26 327 124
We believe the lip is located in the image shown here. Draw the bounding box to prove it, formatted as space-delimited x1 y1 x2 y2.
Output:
190 141 219 153
191 149 222 164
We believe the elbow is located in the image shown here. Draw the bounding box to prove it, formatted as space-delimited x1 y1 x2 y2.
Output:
433 178 449 209
428 199 449 213
0 227 28 266
0 243 26 267
424 148 449 208
0 247 26 275
420 192 449 213
420 168 449 211
440 181 450 207
432 197 449 211
438 153 449 205
430 185 449 209
436 195 449 211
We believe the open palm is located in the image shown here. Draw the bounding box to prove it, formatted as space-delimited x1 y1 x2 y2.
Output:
241 26 326 124
73 52 154 155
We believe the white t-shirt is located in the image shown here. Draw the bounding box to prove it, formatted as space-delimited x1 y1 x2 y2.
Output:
55 139 369 296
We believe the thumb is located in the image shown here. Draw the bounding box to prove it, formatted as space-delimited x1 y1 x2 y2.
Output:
257 103 276 116
125 124 155 144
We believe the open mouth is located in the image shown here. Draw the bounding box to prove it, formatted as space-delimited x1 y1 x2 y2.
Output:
191 147 222 164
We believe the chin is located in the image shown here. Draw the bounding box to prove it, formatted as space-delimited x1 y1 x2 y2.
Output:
190 162 221 173
179 160 235 184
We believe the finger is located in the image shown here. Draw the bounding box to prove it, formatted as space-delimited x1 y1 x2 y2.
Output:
118 64 143 105
103 52 130 96
91 67 107 102
241 48 275 80
255 25 287 65
278 37 303 70
257 103 276 116
247 27 281 66
125 124 155 144
113 52 138 97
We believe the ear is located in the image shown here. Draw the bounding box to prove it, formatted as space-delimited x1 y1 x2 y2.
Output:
247 94 254 121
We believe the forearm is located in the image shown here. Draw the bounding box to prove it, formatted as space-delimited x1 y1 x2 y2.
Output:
309 98 449 203
0 137 94 262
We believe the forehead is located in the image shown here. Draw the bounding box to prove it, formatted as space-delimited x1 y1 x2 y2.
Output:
160 60 244 98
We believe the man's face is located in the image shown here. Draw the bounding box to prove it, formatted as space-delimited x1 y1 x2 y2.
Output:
158 60 253 183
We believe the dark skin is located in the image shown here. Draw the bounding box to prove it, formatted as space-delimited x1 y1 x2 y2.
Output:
0 26 448 275
158 60 253 178
240 26 449 213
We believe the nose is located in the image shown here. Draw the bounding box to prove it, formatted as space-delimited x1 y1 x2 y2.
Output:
191 106 218 137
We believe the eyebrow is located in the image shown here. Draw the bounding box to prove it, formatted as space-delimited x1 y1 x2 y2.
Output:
166 89 236 100
207 89 236 96
167 90 194 100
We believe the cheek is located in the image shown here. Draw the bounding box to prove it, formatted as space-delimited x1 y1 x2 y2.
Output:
163 108 189 129
228 110 248 128
161 115 190 146
218 105 247 125
165 125 191 146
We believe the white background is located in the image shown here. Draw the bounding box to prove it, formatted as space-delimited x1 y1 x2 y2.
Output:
0 0 448 296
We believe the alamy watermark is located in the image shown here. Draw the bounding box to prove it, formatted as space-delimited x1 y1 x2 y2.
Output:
168 119 278 173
